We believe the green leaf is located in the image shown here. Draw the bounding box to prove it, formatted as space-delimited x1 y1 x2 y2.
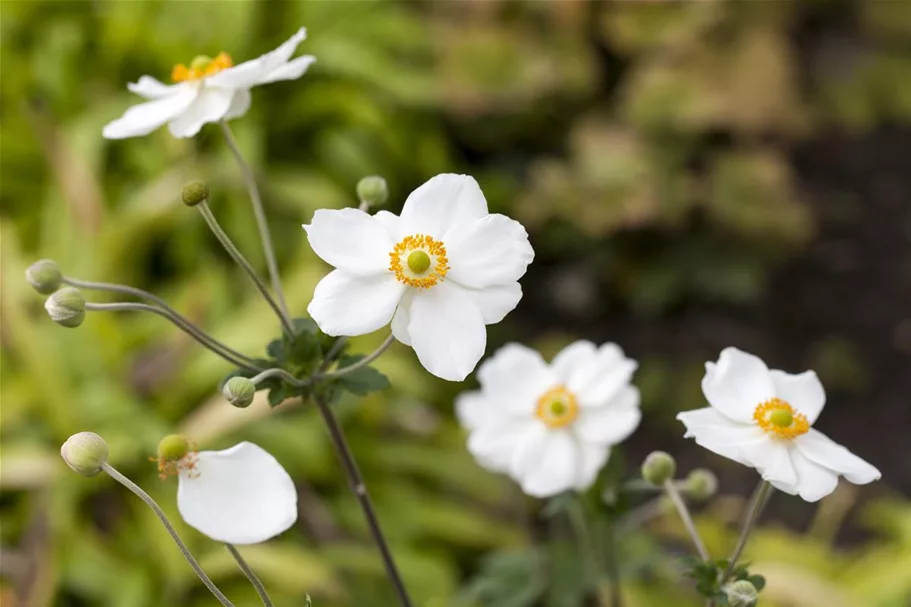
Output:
747 574 766 591
540 492 575 519
266 338 286 362
334 354 390 396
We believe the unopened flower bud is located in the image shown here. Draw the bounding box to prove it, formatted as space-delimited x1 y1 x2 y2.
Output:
181 181 209 207
724 580 758 607
26 259 62 294
685 468 718 500
61 432 109 477
223 376 256 408
157 434 190 463
642 451 676 486
356 175 388 208
45 287 85 328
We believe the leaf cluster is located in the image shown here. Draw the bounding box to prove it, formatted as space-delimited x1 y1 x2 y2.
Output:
682 556 766 604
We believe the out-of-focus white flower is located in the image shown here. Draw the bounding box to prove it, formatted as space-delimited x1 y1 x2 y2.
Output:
455 341 640 497
678 347 881 502
304 174 534 382
176 442 297 544
103 28 314 139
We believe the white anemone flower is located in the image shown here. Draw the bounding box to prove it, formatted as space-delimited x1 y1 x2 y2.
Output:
678 347 881 502
176 442 297 544
103 28 314 139
455 341 641 497
303 174 534 382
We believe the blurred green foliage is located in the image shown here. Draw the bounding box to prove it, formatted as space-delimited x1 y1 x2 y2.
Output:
2 1 910 607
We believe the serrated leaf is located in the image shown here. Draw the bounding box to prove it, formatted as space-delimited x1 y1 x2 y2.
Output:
266 338 286 362
268 384 296 407
334 354 390 396
292 317 319 335
747 574 766 591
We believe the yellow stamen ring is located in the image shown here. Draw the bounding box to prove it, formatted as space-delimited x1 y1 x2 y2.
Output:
389 234 449 289
535 386 579 429
172 51 233 83
753 397 809 439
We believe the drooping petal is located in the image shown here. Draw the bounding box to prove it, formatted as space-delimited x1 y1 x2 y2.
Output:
223 89 252 121
455 282 522 325
206 27 307 90
256 55 316 85
574 387 641 446
102 86 198 139
702 347 775 423
127 75 181 99
677 407 765 466
445 214 534 289
407 281 486 381
308 271 404 337
790 448 839 502
477 343 555 415
518 431 580 498
769 369 826 424
167 86 235 138
551 341 597 384
575 442 610 491
740 439 798 488
467 417 541 474
399 174 488 238
177 442 297 545
303 208 395 276
795 429 881 485
567 343 637 408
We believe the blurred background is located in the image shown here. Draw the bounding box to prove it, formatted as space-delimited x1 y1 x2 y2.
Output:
2 1 910 606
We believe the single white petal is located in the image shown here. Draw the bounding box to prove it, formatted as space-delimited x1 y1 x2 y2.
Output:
455 390 489 431
177 442 297 545
795 429 881 485
477 343 556 415
790 448 839 502
569 343 637 408
563 343 624 394
303 208 395 276
407 281 486 381
551 341 597 384
399 174 488 238
574 387 641 446
308 270 404 337
769 369 825 424
127 75 180 99
256 55 316 85
467 417 540 474
677 407 765 466
373 210 403 241
223 88 252 121
207 27 307 89
575 443 610 491
167 86 235 138
455 282 522 325
740 439 797 488
445 214 534 289
390 293 412 346
702 347 776 423
519 431 579 498
102 86 198 139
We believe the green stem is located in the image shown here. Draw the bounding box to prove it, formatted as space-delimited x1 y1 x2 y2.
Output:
722 481 772 582
250 367 309 388
567 499 613 607
100 463 236 607
317 333 394 380
663 480 710 562
225 544 274 607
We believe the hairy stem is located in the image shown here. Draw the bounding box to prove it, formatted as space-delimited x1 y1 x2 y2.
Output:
722 480 772 581
225 544 274 607
663 480 710 562
250 367 310 388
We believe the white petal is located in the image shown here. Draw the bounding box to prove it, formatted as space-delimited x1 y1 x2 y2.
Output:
740 439 797 488
795 429 881 485
177 442 297 545
206 27 307 90
551 341 597 384
702 347 776 423
390 293 412 346
519 431 580 498
769 369 826 424
102 86 198 139
167 86 235 138
455 390 490 431
575 443 610 491
223 89 252 121
456 282 522 325
256 55 316 85
567 343 637 408
574 387 641 446
373 210 403 241
790 448 838 502
399 174 488 238
477 343 556 415
303 208 395 276
444 214 534 289
467 417 540 474
308 271 404 337
127 75 180 99
677 407 765 466
407 281 486 381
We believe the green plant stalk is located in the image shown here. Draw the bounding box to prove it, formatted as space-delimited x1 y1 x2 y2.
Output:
567 499 616 607
225 544 274 607
722 480 772 581
663 480 710 562
317 333 395 381
250 367 310 388
100 463 236 607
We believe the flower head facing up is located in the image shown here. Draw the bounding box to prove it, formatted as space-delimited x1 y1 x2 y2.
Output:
304 174 535 381
103 28 315 140
677 347 881 502
456 341 640 498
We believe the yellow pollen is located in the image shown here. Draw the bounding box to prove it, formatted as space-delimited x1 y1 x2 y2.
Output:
535 386 579 429
172 51 233 82
389 234 449 288
753 398 809 439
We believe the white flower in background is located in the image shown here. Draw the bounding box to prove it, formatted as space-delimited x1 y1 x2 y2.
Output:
176 442 297 544
304 174 534 381
678 347 881 502
456 341 640 497
103 28 314 139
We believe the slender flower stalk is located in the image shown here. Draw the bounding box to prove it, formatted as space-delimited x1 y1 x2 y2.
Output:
225 544 274 607
663 480 710 562
722 481 773 581
197 201 294 336
100 463 236 607
317 333 395 381
566 499 612 607
250 367 310 388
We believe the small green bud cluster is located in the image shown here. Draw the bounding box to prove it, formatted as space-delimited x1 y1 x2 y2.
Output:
642 451 676 486
223 376 256 408
724 580 759 607
60 432 109 477
356 176 388 208
45 287 85 328
26 259 62 294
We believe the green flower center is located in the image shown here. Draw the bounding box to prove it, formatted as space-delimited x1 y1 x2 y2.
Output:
407 250 431 275
769 409 793 428
190 55 213 71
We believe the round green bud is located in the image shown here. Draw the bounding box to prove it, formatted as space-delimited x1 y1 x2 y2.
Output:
685 468 718 500
223 376 256 408
724 580 758 607
26 259 62 294
181 181 209 207
45 287 85 328
60 432 109 477
356 175 389 208
157 434 190 462
642 451 676 486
